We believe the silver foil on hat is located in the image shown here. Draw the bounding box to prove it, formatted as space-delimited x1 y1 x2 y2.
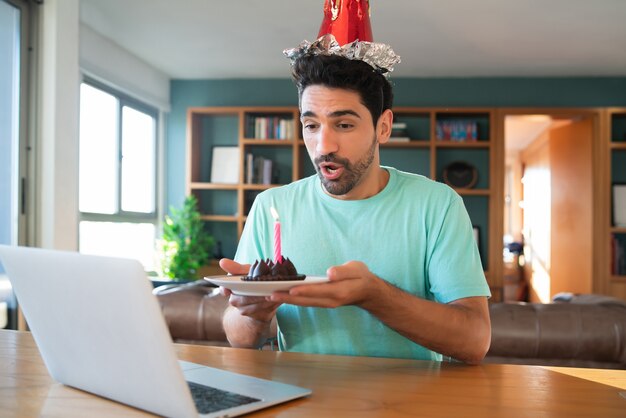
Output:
283 34 401 75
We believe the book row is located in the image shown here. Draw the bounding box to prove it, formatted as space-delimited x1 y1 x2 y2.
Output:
436 120 478 142
245 116 295 140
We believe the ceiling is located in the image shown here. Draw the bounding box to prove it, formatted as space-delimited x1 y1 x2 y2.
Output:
79 0 626 80
505 115 555 153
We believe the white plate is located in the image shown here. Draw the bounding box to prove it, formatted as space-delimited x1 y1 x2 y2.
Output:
204 275 329 296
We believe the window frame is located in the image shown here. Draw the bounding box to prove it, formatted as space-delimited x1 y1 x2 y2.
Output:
78 76 160 229
1 0 32 247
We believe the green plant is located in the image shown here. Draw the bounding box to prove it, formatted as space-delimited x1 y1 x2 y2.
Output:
157 195 214 280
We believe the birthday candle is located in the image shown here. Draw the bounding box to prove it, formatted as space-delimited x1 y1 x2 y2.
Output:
270 206 282 264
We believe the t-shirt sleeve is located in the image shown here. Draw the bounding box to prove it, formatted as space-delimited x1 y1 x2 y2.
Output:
426 194 491 303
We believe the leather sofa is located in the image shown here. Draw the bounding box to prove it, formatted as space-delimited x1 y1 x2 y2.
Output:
485 294 626 369
154 283 626 369
154 281 229 346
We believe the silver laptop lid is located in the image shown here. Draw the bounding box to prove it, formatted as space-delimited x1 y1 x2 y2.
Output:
0 245 198 418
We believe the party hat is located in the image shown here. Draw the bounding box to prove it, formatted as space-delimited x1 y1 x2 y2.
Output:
284 0 400 75
318 0 373 45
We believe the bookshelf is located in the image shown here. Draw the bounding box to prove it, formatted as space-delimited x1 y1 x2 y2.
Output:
186 107 301 258
608 109 626 283
187 106 500 296
386 108 498 287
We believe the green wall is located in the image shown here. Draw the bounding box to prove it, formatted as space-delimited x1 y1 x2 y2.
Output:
167 77 626 209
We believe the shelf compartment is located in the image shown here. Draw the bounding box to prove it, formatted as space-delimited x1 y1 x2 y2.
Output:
243 112 295 140
380 148 430 178
434 112 491 142
192 189 238 218
610 233 626 276
611 113 626 143
243 146 294 185
391 111 431 142
436 148 490 190
188 114 239 183
611 150 626 184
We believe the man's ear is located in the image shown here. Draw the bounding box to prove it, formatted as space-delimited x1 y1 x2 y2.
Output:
377 109 394 144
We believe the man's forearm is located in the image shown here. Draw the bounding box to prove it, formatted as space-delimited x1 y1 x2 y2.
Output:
222 306 275 349
360 279 491 364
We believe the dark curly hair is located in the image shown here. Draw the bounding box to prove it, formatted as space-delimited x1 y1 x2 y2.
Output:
291 54 394 127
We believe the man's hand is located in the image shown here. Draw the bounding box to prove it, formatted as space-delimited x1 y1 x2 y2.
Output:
219 258 281 348
267 260 381 308
218 258 250 276
219 258 282 323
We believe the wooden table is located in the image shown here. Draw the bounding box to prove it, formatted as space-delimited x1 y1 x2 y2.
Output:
1 330 624 417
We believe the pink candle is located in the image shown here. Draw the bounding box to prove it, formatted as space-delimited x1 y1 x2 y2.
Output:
270 207 282 264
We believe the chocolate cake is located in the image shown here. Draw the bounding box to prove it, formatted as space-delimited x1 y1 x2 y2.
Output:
242 258 306 281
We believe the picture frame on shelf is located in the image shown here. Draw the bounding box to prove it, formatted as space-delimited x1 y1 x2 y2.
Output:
210 146 239 184
612 183 626 227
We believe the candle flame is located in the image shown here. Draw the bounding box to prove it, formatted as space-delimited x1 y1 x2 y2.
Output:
270 206 280 221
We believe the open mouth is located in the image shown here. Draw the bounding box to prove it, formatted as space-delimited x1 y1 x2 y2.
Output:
319 162 344 180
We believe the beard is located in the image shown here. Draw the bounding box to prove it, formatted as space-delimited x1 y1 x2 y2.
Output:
313 135 378 196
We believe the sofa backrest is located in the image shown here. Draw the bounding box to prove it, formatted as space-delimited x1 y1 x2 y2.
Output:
486 300 626 369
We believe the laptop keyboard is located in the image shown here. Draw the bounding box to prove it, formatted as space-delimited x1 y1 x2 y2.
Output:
187 381 261 414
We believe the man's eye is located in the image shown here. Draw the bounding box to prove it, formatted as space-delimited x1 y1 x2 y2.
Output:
337 123 354 129
304 123 318 131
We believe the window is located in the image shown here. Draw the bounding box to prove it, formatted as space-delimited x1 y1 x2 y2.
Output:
1 0 31 331
78 80 158 270
0 0 27 248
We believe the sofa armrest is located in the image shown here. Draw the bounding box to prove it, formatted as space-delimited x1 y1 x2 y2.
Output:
154 281 229 345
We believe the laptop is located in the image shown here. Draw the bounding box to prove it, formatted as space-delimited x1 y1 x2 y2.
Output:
0 245 311 417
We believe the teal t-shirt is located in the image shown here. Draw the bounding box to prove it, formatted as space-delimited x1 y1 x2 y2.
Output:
235 167 490 360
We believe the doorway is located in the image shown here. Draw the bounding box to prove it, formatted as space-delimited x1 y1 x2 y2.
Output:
501 110 598 303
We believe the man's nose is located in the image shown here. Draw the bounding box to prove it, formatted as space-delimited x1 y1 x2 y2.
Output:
316 126 339 155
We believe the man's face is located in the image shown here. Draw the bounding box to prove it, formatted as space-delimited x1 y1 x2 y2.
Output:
300 85 388 200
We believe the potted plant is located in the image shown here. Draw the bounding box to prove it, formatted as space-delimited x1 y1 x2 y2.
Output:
156 195 214 282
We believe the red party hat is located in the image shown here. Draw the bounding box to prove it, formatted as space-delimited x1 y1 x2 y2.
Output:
284 0 400 74
317 0 373 45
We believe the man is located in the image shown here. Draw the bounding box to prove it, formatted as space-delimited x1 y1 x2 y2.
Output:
219 40 491 364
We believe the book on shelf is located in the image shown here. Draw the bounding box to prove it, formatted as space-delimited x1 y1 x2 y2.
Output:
245 153 275 185
436 120 478 142
246 115 294 140
611 234 626 275
389 122 410 142
245 153 254 184
262 159 273 185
